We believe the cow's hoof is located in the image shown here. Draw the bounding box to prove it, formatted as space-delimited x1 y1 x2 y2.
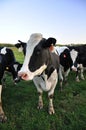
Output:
49 106 55 115
0 114 7 123
37 101 43 109
76 78 80 82
37 104 43 109
81 77 85 80
76 80 80 82
37 105 43 109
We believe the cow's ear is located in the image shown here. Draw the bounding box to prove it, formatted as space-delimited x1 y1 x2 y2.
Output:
18 40 21 42
43 38 56 48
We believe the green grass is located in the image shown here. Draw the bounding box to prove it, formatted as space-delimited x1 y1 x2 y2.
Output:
0 47 86 130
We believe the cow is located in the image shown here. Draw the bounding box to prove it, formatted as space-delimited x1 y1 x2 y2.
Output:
18 33 59 114
0 47 22 122
15 41 73 91
15 40 27 55
68 44 86 81
55 46 73 90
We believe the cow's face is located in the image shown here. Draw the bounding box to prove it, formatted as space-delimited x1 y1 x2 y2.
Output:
15 41 27 55
59 48 73 70
13 63 22 83
8 62 22 84
18 33 56 80
70 49 78 71
15 43 23 52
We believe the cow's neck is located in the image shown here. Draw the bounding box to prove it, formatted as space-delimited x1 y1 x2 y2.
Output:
45 64 55 79
44 50 55 79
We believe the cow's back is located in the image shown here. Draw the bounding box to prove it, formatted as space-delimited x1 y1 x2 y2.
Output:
0 47 16 66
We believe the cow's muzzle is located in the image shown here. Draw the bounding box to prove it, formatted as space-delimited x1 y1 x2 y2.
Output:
18 72 30 81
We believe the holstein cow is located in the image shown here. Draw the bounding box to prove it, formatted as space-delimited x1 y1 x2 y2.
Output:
15 40 27 55
55 46 73 90
0 47 22 122
15 40 73 91
18 33 59 114
68 44 86 81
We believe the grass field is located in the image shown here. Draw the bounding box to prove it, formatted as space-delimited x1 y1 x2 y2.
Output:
0 47 86 130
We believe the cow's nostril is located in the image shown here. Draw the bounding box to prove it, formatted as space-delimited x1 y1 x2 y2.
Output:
22 74 28 78
18 72 29 80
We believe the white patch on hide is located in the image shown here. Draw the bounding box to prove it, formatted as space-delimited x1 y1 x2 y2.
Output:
13 64 18 72
18 46 23 52
0 47 7 55
33 69 57 92
70 49 78 63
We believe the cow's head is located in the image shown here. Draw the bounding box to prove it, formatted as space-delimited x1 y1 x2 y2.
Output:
60 48 73 71
15 40 27 55
18 33 56 80
70 49 78 71
7 62 22 84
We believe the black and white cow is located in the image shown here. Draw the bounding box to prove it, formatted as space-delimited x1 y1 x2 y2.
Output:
18 33 59 114
15 40 27 55
55 46 73 90
15 41 73 91
0 47 22 122
68 44 86 81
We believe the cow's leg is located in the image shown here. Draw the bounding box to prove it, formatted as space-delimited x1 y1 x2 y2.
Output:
48 94 55 114
64 68 70 84
0 85 7 122
59 65 63 91
33 77 43 109
2 73 6 88
48 71 58 114
80 67 85 80
76 70 80 82
37 92 43 109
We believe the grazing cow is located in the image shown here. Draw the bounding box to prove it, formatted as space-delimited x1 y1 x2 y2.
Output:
15 40 27 55
0 47 22 122
18 33 59 114
55 46 73 90
68 44 86 81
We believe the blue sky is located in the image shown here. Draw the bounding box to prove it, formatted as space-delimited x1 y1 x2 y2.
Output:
0 0 86 44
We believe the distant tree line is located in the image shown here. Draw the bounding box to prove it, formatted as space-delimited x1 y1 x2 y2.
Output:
0 43 14 47
0 43 85 48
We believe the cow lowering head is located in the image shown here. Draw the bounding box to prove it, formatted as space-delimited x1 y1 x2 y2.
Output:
0 47 22 84
0 48 23 122
8 62 22 84
18 33 57 80
59 48 73 71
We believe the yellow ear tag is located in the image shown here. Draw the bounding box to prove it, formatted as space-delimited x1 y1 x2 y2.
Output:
6 67 9 70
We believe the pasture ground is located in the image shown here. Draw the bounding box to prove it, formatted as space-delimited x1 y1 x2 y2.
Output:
0 47 86 130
